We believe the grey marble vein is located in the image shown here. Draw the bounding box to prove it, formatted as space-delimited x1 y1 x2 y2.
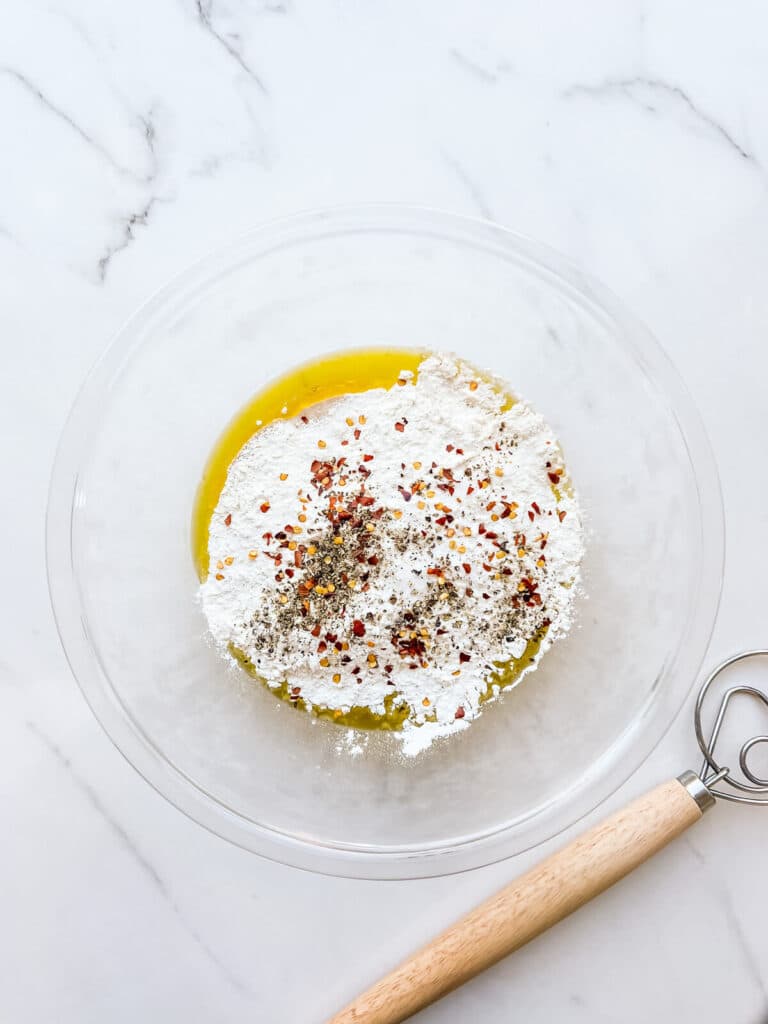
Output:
684 835 767 1005
546 326 564 350
51 7 99 51
563 76 755 164
1 67 159 185
0 66 122 170
0 223 19 248
138 110 159 184
27 721 252 996
188 142 267 179
450 48 499 84
441 152 495 220
194 0 269 96
96 194 160 282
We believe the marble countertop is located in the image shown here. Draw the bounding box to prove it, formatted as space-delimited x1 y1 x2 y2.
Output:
3 2 767 1021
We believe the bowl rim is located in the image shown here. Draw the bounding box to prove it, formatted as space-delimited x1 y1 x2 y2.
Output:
46 202 725 879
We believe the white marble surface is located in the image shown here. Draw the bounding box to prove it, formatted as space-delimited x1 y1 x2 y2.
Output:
2 2 767 1020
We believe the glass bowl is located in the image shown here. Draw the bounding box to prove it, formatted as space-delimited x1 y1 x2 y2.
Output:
47 205 723 878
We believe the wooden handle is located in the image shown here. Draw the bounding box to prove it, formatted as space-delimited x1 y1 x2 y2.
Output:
328 778 705 1024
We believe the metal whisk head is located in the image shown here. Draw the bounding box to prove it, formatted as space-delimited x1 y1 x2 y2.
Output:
695 650 768 805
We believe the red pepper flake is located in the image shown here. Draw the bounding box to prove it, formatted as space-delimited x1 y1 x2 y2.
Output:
399 487 412 502
528 510 535 522
465 587 473 597
548 471 562 485
317 641 327 653
532 502 541 515
363 453 374 462
485 501 496 511
352 619 366 637
558 509 567 522
456 448 464 455
479 523 486 535
462 563 471 574
310 624 321 638
367 555 379 566
485 531 498 540
224 513 232 526
482 592 490 600
494 441 501 452
455 706 466 719
260 502 270 513
466 485 474 495
300 415 309 424
459 652 471 664
482 563 492 572
394 421 405 433
446 444 454 452
354 428 361 440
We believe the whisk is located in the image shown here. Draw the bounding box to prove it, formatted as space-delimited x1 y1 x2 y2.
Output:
329 650 768 1024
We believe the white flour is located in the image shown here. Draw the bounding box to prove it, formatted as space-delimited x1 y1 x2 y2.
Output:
200 353 584 754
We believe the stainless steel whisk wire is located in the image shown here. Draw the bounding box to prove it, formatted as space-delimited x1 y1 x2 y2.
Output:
693 649 768 806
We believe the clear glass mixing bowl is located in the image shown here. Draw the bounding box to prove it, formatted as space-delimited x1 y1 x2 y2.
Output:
47 205 723 878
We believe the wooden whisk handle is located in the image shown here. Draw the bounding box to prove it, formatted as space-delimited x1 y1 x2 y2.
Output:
328 775 712 1024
